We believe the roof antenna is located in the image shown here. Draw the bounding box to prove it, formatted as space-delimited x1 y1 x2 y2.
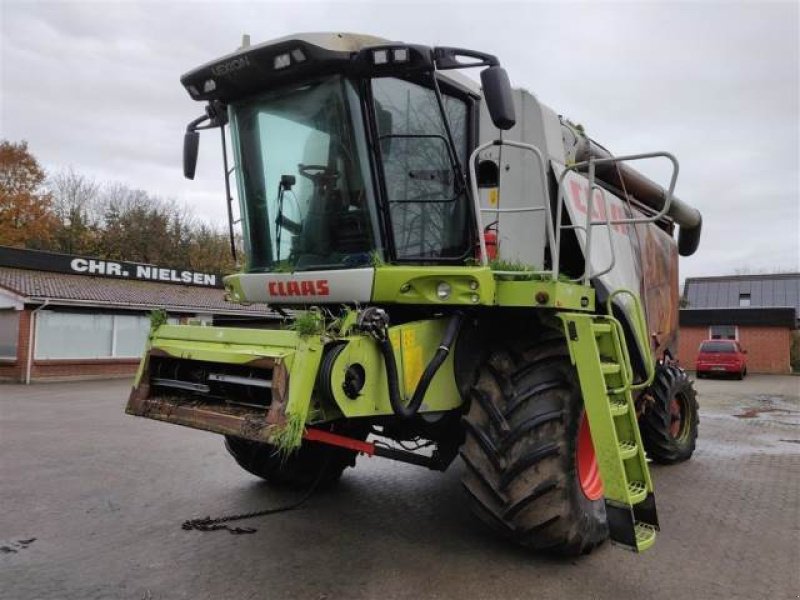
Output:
239 34 251 50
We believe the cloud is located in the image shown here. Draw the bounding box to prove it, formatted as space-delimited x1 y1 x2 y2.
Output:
1 0 797 276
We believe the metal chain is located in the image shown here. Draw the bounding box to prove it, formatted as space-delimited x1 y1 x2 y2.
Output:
182 454 330 535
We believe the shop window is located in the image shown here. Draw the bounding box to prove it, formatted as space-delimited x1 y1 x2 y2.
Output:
709 325 737 340
35 310 152 359
36 312 113 359
113 315 152 357
0 310 19 359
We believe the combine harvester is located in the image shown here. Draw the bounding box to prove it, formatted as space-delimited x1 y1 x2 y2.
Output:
127 33 702 555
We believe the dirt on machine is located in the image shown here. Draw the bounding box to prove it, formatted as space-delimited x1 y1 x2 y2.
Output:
126 32 702 556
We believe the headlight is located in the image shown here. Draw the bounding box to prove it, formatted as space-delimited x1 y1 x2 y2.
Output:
373 49 388 65
436 281 451 300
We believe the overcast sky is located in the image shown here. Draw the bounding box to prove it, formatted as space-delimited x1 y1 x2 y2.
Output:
1 0 798 279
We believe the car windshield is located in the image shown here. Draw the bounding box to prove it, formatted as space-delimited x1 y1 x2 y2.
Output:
700 341 735 353
230 76 379 272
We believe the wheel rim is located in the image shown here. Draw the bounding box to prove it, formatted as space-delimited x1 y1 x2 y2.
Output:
576 412 604 501
669 393 691 440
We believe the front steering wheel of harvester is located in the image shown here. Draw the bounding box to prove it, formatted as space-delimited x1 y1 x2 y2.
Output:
459 329 609 556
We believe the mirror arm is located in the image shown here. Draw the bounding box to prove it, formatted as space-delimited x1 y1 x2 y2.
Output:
186 113 210 133
434 47 500 70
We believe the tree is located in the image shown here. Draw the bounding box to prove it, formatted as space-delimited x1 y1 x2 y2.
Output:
48 167 100 254
96 183 204 269
187 223 237 274
0 140 57 247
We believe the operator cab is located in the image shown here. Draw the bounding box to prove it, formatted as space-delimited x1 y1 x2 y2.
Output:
180 33 515 273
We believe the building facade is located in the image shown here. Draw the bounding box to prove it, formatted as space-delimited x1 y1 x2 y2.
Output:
0 247 279 382
678 273 799 374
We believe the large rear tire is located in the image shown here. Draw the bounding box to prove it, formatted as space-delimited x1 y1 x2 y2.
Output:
459 331 608 556
224 422 368 489
639 364 699 464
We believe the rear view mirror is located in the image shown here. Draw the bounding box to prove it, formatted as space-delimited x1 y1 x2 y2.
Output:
183 130 200 180
480 66 516 130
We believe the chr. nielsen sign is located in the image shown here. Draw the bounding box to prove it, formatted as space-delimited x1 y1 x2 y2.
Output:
69 257 217 286
0 246 222 288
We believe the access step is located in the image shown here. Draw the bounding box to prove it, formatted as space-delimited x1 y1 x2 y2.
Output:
559 309 660 553
609 397 629 416
634 523 657 552
618 440 638 460
601 362 621 376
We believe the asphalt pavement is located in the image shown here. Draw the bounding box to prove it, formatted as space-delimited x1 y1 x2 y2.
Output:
1 374 798 599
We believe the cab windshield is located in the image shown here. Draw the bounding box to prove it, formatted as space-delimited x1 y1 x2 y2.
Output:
231 76 378 271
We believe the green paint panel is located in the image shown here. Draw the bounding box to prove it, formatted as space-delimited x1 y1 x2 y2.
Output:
284 337 324 424
494 279 595 310
372 266 495 305
222 274 249 304
149 325 299 365
154 325 300 348
327 318 462 417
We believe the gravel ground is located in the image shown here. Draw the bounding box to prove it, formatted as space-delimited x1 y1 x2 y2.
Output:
1 374 798 599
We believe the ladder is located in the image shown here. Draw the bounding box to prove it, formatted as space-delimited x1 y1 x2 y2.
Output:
558 292 659 552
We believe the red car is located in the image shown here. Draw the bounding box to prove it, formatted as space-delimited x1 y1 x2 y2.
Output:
695 339 748 379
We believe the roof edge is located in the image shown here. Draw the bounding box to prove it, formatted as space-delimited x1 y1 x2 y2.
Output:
684 273 800 284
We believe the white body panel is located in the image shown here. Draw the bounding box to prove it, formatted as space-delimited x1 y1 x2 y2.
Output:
237 268 375 304
477 90 565 268
554 162 642 311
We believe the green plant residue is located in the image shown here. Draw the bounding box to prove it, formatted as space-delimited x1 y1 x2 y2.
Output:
149 309 168 330
290 310 325 336
268 412 306 460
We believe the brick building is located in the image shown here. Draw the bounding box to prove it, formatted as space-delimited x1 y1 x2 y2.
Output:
0 247 279 383
678 273 799 374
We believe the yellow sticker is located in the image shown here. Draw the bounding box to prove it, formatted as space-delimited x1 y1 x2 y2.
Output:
488 188 498 207
403 345 424 393
401 329 423 392
402 328 416 348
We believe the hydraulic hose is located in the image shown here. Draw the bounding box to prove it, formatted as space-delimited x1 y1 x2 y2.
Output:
378 311 465 419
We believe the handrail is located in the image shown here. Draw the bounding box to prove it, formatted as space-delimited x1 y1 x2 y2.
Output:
607 289 655 390
553 152 679 282
605 315 634 395
470 143 679 291
557 183 618 284
577 152 679 225
585 185 617 281
468 139 556 276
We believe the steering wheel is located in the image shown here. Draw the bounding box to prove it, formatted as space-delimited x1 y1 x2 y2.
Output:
298 164 337 180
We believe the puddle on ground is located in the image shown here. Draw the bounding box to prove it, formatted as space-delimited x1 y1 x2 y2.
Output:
733 394 800 423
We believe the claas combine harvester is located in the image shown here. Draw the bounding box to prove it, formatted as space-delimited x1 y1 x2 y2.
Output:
126 33 703 556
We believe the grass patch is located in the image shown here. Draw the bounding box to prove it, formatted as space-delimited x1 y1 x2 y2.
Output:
290 310 325 336
489 259 572 282
268 412 306 460
370 250 386 267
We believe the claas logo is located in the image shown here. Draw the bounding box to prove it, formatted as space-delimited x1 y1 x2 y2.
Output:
268 280 330 297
